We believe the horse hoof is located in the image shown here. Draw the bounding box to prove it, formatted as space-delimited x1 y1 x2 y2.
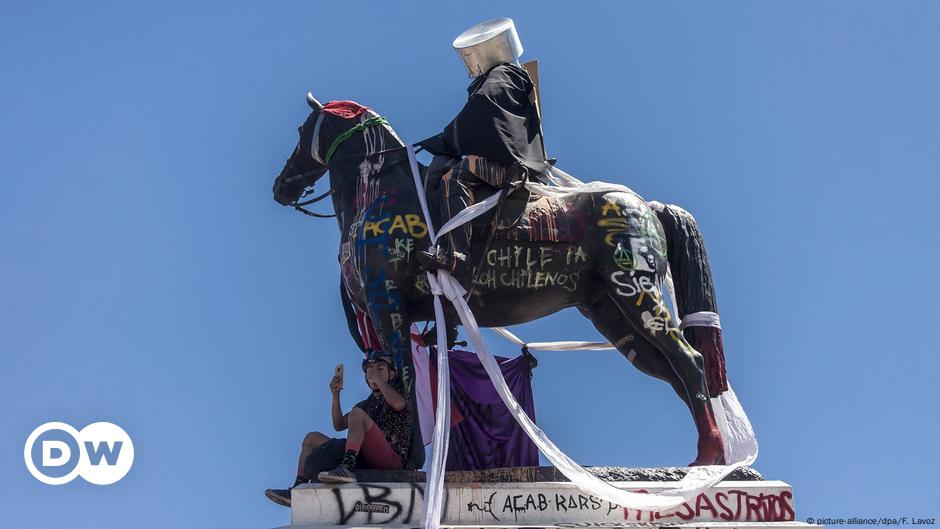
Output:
689 452 727 466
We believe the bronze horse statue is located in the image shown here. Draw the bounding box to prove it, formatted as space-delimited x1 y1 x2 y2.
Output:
273 95 728 466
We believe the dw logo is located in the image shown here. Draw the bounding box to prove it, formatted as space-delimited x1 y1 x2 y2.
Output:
24 422 134 485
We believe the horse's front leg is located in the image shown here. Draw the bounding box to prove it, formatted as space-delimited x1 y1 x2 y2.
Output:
362 268 415 391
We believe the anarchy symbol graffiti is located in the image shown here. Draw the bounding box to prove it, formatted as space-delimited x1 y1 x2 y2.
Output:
613 242 636 271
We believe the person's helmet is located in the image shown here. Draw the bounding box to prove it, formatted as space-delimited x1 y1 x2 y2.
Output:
453 18 524 78
361 351 395 375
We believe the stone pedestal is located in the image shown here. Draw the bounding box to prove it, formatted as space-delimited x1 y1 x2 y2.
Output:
272 466 821 529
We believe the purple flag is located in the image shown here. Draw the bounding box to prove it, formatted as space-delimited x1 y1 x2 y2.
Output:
432 349 539 470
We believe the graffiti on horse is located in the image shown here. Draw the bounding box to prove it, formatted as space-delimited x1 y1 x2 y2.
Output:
273 95 726 465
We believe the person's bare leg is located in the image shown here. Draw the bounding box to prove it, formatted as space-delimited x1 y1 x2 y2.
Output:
296 431 329 480
266 431 331 507
345 407 375 449
319 408 375 483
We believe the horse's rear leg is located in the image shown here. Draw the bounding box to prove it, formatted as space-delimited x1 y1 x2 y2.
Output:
603 271 726 465
577 295 692 413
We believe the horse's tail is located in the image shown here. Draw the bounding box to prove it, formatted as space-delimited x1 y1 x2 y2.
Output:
650 201 729 397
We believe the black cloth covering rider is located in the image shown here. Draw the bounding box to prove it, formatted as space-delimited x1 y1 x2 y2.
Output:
418 62 547 175
416 62 548 274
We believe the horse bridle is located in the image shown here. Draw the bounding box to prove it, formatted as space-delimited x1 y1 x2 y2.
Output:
291 111 417 219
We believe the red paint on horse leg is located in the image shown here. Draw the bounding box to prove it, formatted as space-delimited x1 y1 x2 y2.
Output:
690 398 726 466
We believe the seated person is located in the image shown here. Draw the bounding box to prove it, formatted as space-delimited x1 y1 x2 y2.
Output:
265 352 414 506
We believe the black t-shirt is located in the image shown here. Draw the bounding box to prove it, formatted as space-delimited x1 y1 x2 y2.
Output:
354 379 414 464
419 63 547 175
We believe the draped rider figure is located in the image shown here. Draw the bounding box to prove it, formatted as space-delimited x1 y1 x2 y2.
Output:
416 18 550 276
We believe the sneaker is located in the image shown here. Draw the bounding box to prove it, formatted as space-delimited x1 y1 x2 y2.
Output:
264 488 291 507
317 465 357 484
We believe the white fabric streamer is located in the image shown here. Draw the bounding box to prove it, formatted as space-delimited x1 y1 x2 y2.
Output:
310 112 327 165
407 147 438 243
492 326 615 351
422 278 452 529
680 311 722 330
712 385 759 465
406 148 758 527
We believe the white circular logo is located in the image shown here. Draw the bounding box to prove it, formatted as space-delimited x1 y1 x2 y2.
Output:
24 422 134 485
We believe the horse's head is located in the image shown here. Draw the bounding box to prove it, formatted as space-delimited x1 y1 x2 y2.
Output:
272 94 400 206
272 93 331 205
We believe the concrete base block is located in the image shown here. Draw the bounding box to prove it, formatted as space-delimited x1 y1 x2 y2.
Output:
281 469 806 528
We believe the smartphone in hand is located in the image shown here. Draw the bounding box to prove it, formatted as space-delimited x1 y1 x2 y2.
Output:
330 363 344 394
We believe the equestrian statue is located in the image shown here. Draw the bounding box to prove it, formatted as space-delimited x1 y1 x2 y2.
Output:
272 18 731 469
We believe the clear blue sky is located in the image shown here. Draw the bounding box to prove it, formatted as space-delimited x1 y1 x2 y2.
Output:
2 1 938 528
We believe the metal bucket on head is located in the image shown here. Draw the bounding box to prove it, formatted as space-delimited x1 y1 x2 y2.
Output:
453 18 523 78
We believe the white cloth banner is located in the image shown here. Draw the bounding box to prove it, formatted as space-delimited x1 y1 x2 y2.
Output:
406 148 759 528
